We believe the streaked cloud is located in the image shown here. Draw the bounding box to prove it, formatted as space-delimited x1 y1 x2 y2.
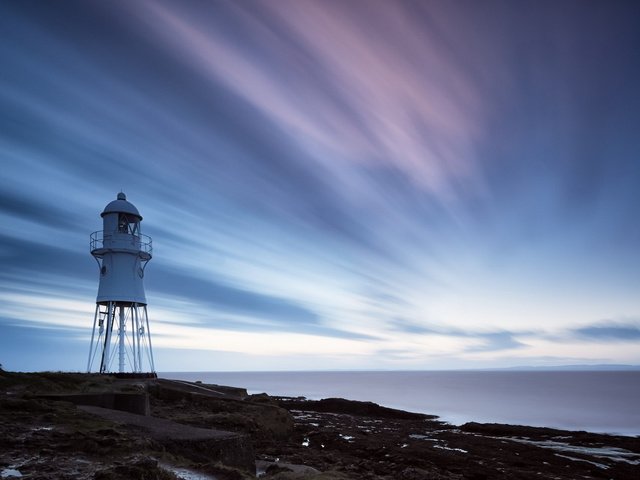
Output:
173 2 479 201
0 0 639 371
570 322 640 342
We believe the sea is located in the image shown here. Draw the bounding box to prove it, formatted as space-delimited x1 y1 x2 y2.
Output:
159 370 640 437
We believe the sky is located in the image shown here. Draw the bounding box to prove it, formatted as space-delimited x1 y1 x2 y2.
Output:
1 0 640 372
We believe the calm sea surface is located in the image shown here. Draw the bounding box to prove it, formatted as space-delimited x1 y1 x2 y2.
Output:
160 370 640 436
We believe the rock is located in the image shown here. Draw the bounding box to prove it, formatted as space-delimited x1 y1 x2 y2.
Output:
93 457 178 480
150 382 295 442
79 405 256 474
278 397 436 420
3 372 640 480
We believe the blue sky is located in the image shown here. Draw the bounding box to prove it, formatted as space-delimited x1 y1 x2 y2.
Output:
1 0 639 372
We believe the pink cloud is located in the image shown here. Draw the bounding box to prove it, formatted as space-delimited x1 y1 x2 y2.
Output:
133 0 489 203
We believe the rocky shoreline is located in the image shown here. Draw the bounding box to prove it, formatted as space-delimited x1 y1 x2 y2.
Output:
1 371 639 479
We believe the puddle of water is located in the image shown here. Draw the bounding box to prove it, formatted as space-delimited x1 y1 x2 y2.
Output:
1 469 22 479
505 438 640 465
159 463 217 480
256 460 318 477
554 453 609 470
409 434 439 441
433 445 468 454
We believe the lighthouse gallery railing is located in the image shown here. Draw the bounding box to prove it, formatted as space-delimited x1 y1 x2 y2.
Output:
90 230 153 256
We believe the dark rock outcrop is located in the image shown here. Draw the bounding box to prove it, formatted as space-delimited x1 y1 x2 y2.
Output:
150 380 295 442
79 405 256 473
3 371 640 480
277 396 436 420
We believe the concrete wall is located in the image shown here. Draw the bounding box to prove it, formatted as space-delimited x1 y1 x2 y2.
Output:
39 392 150 416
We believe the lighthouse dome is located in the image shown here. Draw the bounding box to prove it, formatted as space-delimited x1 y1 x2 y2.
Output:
101 192 142 219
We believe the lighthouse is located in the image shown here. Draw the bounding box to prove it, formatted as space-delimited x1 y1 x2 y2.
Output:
87 192 155 374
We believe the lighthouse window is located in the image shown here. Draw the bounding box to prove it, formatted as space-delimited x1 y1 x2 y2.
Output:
118 214 129 233
117 214 140 235
101 265 107 276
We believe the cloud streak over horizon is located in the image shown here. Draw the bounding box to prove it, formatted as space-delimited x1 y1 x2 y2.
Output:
1 0 640 371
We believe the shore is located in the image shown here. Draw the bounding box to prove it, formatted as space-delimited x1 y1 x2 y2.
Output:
1 371 639 479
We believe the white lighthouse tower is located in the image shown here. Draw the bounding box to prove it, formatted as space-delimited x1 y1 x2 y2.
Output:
87 192 155 375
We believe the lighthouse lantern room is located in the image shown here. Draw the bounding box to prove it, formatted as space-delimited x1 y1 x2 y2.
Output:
87 192 155 374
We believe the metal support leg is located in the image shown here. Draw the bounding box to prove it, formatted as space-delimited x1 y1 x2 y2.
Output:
118 305 125 373
87 304 99 372
144 305 155 372
101 301 114 373
131 305 138 373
